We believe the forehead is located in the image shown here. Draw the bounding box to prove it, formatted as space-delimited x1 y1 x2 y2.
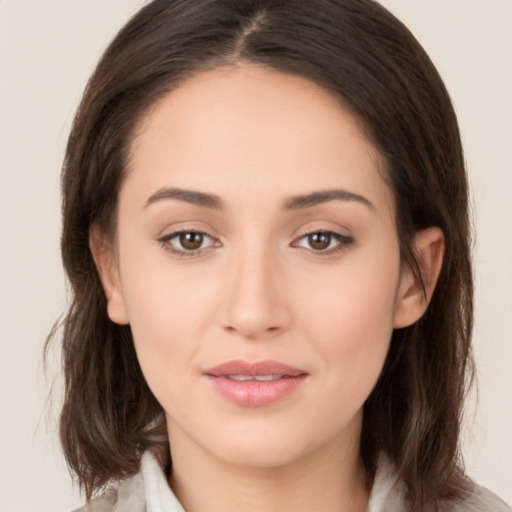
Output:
125 63 393 218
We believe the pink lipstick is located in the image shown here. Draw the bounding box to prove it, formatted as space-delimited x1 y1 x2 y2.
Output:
204 360 308 407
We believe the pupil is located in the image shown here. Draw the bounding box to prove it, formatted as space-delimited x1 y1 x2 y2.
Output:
309 232 330 250
180 232 203 250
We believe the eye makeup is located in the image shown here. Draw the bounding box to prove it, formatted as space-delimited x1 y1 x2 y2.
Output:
157 228 355 259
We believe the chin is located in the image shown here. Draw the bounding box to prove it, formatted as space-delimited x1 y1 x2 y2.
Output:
203 425 321 470
217 442 303 469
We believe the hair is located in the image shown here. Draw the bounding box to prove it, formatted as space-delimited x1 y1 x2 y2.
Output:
47 0 475 510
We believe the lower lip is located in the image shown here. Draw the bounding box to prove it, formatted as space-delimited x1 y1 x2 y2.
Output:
206 375 307 407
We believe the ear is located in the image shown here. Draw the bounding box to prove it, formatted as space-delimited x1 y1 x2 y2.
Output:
89 226 130 325
393 227 445 329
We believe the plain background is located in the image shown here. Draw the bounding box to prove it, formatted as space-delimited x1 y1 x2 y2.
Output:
0 1 510 510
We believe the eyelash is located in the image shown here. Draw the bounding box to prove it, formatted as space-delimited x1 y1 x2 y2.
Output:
158 229 355 259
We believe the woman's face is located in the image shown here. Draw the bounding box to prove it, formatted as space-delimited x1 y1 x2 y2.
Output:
97 64 426 469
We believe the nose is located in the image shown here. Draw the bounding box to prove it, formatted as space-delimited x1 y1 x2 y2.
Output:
219 242 291 340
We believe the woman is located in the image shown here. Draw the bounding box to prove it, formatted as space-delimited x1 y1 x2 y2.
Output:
49 0 511 510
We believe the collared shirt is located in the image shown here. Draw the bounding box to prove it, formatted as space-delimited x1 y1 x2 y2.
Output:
75 450 511 512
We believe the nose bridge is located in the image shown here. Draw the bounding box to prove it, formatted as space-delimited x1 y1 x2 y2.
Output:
220 234 289 339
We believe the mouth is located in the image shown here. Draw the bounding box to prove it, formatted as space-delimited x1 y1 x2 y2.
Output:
204 360 308 407
221 374 289 381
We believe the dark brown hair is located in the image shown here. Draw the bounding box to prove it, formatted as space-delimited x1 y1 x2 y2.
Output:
48 1 474 509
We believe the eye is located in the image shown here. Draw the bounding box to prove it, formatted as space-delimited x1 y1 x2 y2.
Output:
158 230 217 257
292 230 354 255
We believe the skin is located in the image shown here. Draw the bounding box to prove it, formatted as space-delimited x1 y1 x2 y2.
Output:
91 63 444 512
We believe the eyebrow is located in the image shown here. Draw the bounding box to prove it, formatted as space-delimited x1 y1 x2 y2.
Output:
144 187 375 211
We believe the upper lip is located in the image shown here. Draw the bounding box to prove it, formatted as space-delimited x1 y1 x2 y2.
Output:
204 360 307 377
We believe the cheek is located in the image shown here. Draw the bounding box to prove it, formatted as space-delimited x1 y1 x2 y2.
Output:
117 250 217 394
297 248 400 392
301 248 400 335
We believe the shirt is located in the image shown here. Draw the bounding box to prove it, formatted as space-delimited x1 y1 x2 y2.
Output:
74 449 511 512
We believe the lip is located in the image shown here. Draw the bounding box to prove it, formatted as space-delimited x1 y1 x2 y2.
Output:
204 360 308 407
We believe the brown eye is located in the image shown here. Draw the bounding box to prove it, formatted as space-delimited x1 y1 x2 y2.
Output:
293 230 355 255
159 230 216 257
179 232 204 251
308 232 332 251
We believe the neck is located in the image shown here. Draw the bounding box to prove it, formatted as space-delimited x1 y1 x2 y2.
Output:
168 421 370 512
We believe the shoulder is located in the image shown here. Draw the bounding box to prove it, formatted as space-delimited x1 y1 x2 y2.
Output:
71 470 146 512
368 454 511 512
448 482 512 512
71 489 117 512
71 449 182 512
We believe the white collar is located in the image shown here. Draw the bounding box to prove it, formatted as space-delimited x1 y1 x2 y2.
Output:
131 450 405 512
140 450 186 512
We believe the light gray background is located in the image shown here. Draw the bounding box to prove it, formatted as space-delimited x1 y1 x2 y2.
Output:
0 1 510 510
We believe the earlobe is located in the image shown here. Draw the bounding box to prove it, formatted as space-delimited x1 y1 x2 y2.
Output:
393 227 445 329
89 226 130 325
